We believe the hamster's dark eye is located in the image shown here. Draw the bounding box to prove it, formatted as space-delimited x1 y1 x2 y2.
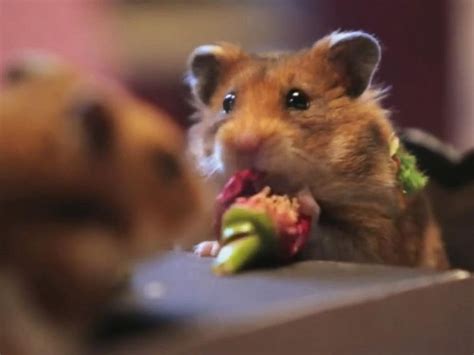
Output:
152 151 181 182
223 92 236 113
286 89 310 110
72 99 114 157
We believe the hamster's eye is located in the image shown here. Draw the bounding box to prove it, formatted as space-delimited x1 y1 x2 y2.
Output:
222 92 236 113
286 89 310 110
72 98 114 157
152 151 181 182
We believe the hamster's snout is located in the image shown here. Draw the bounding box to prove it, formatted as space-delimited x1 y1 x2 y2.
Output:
229 132 262 154
215 115 295 178
219 131 267 171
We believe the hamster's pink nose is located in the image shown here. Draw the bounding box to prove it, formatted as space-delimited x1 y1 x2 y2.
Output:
232 133 261 153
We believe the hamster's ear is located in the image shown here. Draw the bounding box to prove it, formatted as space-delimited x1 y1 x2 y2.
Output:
71 98 115 157
323 31 381 97
2 53 63 85
186 43 246 105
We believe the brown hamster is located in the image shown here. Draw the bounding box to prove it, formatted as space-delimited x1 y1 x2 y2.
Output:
186 31 448 269
0 55 206 333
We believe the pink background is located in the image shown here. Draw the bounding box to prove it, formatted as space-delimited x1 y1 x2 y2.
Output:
0 0 112 78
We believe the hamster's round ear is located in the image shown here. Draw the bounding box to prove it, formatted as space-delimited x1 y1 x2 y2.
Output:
186 43 245 105
326 31 381 98
2 53 62 85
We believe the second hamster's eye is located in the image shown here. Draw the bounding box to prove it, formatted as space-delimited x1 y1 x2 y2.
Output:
222 92 236 113
152 151 181 182
286 89 310 110
72 98 114 157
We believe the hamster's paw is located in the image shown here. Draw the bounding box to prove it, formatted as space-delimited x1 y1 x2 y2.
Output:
296 187 320 219
194 241 220 257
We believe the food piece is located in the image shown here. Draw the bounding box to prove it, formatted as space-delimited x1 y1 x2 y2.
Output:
214 169 265 235
396 148 428 194
390 134 428 194
213 234 262 275
213 170 311 275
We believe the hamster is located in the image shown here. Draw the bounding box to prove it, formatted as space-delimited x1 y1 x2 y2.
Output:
186 31 449 269
0 55 206 340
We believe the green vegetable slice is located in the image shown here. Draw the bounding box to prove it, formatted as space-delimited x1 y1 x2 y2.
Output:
212 234 262 275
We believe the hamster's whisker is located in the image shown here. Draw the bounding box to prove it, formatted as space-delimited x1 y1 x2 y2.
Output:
197 155 222 178
300 113 329 120
291 148 317 164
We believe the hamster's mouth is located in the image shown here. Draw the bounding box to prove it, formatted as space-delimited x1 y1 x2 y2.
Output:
216 169 320 229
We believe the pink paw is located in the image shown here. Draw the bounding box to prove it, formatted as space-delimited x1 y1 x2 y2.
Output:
194 241 220 257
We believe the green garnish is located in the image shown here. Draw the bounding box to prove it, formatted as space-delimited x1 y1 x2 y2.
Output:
395 147 428 194
389 134 428 194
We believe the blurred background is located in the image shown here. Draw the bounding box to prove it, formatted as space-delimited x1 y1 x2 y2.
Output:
1 0 472 151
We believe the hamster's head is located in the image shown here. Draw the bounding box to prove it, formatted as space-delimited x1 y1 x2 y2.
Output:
187 32 398 198
0 56 206 317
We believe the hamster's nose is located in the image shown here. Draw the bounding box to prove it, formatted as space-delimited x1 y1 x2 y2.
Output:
232 133 261 154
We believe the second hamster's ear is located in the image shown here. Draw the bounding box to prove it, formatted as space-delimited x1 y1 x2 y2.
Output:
186 43 246 105
324 31 381 97
2 53 63 85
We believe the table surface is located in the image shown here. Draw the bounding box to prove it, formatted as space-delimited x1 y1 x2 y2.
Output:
94 252 472 354
130 252 463 321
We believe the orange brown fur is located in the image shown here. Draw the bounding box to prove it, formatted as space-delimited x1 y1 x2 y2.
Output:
187 32 448 269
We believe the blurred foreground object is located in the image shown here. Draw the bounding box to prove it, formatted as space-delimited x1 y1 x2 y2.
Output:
0 54 206 354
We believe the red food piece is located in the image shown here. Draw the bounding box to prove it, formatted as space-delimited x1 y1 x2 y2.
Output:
217 169 265 207
214 169 265 235
279 214 311 260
